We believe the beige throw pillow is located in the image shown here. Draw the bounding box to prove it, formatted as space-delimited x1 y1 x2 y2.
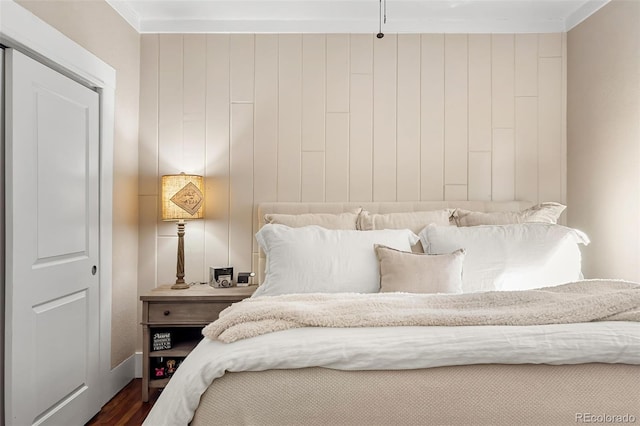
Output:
453 202 566 227
357 209 452 234
375 245 465 294
264 211 360 230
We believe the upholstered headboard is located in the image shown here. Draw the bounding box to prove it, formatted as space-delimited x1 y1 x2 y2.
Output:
254 201 534 284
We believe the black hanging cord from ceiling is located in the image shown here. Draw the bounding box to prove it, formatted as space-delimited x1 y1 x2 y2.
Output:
377 0 386 39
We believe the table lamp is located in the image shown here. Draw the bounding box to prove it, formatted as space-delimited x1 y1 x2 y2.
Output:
161 173 204 289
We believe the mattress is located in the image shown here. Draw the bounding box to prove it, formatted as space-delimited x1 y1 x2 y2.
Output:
192 364 640 426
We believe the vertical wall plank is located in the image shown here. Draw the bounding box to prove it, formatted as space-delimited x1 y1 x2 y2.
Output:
350 34 373 74
183 34 206 175
204 34 230 268
302 34 326 152
138 195 158 290
301 152 325 201
349 32 374 202
326 34 350 112
396 34 421 201
229 104 254 274
254 35 279 202
515 34 538 97
184 221 205 282
492 128 515 200
492 34 515 129
538 57 563 202
183 35 206 117
326 113 349 201
138 34 159 345
444 34 468 186
421 34 445 200
468 34 492 152
538 33 562 57
445 185 467 201
230 34 255 103
349 74 373 201
139 34 159 196
468 152 492 201
515 97 538 203
182 34 207 280
158 35 184 237
138 35 159 293
278 34 303 201
373 34 397 201
138 197 157 350
254 34 279 254
157 237 177 285
158 34 183 179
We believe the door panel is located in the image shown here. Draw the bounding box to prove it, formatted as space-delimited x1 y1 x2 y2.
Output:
34 290 88 416
5 49 101 425
36 87 89 259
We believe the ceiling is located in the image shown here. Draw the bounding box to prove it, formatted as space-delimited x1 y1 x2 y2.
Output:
106 0 609 34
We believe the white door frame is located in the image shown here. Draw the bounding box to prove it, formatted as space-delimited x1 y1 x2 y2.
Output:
0 48 6 422
0 0 116 409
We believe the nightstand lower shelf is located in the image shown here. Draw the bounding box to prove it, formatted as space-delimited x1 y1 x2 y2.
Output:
150 340 199 358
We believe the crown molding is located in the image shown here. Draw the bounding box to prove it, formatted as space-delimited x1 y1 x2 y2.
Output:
565 0 609 31
137 18 568 34
105 0 142 32
105 0 610 35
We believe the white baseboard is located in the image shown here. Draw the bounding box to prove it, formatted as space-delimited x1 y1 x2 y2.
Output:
135 351 143 378
106 354 136 403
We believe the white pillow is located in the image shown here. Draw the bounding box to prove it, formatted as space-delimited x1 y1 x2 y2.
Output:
419 223 589 292
254 224 419 297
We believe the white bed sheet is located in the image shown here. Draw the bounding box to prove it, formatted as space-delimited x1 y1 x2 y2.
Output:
143 322 640 426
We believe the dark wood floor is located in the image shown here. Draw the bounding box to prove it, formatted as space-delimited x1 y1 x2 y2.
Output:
85 379 159 426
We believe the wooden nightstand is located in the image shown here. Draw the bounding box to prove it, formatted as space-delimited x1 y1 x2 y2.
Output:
140 284 256 401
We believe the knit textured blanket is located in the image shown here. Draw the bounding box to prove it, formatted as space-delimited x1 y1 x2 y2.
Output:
202 280 640 343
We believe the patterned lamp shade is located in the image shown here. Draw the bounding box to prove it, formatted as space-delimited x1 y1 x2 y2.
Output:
161 173 205 220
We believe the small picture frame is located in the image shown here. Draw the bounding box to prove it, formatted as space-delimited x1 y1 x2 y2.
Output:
152 331 172 351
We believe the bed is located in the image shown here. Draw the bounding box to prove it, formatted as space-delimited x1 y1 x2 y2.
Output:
143 201 640 426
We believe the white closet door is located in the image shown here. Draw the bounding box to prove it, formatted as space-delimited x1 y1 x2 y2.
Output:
5 49 101 425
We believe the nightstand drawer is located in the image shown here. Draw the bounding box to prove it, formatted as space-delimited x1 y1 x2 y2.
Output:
148 302 230 323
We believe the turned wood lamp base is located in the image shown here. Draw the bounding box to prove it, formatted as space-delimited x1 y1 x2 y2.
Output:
171 220 190 290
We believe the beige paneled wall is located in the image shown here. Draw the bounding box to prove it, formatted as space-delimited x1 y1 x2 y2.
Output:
138 32 566 320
